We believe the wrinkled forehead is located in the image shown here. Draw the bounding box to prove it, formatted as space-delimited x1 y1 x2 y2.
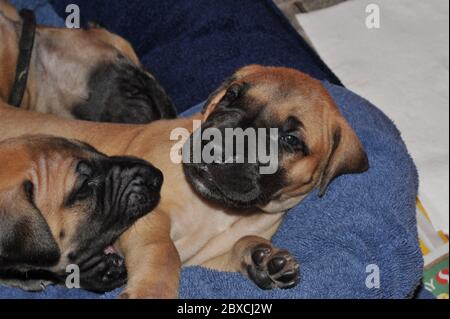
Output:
28 137 101 159
26 138 105 184
39 29 118 61
51 26 139 64
28 144 103 212
241 70 333 130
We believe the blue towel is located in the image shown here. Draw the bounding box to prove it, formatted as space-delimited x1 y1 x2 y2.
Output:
0 81 424 299
9 0 64 26
0 0 425 299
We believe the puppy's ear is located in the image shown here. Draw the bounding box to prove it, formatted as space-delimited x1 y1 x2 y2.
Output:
0 181 60 268
202 77 237 119
202 65 265 119
318 117 369 197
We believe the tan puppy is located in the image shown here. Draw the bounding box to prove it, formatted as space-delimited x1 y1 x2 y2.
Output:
0 65 368 298
0 135 163 292
0 0 176 123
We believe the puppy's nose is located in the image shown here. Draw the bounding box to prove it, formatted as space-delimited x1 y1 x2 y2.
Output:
109 156 163 192
134 164 163 192
150 169 163 191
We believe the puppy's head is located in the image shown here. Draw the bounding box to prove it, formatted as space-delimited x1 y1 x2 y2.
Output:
0 4 176 123
0 135 162 289
42 25 176 123
183 65 368 213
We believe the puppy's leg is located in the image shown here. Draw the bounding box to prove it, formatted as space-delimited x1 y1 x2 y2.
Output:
0 269 54 292
118 211 181 299
231 236 300 290
0 278 53 292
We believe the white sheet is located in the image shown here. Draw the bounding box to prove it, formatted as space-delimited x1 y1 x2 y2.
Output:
296 0 449 233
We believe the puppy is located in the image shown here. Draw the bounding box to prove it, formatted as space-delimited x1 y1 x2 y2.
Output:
0 65 368 298
0 0 176 123
0 135 163 292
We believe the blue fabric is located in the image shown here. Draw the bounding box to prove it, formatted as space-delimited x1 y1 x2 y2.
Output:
9 0 64 26
415 285 436 299
1 0 425 299
0 82 424 299
48 0 342 112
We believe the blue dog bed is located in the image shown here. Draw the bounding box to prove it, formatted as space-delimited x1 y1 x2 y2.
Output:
2 0 424 298
1 83 423 299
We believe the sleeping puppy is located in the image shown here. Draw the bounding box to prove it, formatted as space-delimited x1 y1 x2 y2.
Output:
0 0 176 123
0 135 163 292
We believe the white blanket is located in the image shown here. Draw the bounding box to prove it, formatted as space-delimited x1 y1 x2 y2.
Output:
297 0 449 233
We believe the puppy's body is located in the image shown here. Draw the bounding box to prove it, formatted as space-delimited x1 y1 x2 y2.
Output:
0 111 274 296
0 135 163 292
0 66 368 298
0 0 176 123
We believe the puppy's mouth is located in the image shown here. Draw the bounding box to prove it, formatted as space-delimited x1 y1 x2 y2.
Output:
69 242 127 293
68 233 125 269
183 163 265 209
103 245 120 256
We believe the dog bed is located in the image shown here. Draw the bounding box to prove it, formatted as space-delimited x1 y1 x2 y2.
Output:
1 0 423 298
0 81 423 299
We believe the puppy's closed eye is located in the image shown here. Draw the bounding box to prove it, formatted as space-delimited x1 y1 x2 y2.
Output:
73 179 95 202
65 162 97 206
76 161 94 177
23 180 35 206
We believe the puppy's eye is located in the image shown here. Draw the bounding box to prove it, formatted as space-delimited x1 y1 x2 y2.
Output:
225 84 241 100
280 134 309 154
281 134 301 147
75 179 94 201
76 161 93 177
23 180 35 205
65 177 97 207
219 83 243 108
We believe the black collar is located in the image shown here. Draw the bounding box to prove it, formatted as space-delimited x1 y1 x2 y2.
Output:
8 9 36 107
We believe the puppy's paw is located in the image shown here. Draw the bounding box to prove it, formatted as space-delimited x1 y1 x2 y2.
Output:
100 254 127 285
246 244 300 290
0 278 54 292
24 279 54 292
